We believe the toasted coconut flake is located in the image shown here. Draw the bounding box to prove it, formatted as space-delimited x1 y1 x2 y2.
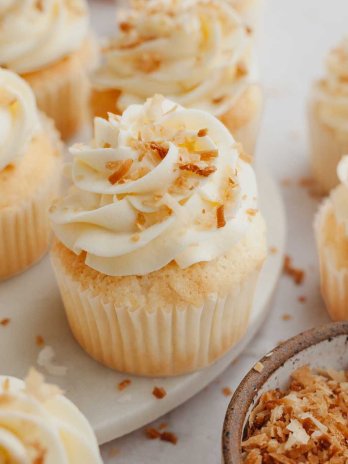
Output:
199 150 218 161
160 431 178 445
148 141 169 160
118 379 131 391
35 335 45 347
0 318 10 326
216 205 226 228
119 21 134 33
145 427 161 440
108 159 133 184
152 386 167 399
197 128 208 137
136 52 161 73
179 163 217 177
242 365 348 463
37 346 67 377
246 208 258 216
283 255 305 285
222 387 233 397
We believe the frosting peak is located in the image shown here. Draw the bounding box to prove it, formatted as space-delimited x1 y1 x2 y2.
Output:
93 0 253 115
50 96 259 276
0 370 102 464
0 68 40 171
0 0 89 74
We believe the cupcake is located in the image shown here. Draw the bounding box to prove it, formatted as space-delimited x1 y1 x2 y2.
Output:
309 38 348 194
0 0 97 140
50 95 267 376
0 369 102 463
91 0 262 155
315 155 348 321
0 69 62 280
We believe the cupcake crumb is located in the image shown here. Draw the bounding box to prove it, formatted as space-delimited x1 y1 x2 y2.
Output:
283 255 305 285
158 422 168 430
152 386 167 399
282 313 292 321
35 335 45 347
298 295 307 303
118 379 131 391
0 318 10 326
253 362 264 373
222 387 233 397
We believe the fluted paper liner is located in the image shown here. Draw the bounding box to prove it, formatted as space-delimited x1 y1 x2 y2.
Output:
308 92 348 194
24 37 98 140
51 250 261 376
315 199 348 321
0 171 60 280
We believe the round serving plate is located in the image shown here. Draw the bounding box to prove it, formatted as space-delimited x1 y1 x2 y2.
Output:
0 164 285 444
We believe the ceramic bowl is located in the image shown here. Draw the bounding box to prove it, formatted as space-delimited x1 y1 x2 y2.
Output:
222 321 348 464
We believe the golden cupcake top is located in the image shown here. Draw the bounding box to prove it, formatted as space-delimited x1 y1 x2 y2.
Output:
0 0 89 74
93 0 254 115
0 369 102 463
50 95 260 276
0 68 40 171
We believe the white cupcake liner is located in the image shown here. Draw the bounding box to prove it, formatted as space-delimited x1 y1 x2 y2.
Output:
0 169 61 280
308 94 348 194
51 250 261 376
24 37 98 140
315 199 348 321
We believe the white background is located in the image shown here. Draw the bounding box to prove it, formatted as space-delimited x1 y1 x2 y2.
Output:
89 0 347 462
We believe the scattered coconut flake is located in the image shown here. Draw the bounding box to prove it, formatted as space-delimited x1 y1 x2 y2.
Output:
37 346 67 376
25 368 62 402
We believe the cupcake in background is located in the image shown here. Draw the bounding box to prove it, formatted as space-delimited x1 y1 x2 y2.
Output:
309 37 348 194
0 69 62 280
91 0 262 155
316 155 348 321
50 95 266 376
0 0 98 140
0 369 102 463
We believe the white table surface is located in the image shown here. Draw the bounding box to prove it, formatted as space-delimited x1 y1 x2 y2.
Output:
92 0 345 461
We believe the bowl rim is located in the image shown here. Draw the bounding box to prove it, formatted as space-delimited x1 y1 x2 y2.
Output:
222 321 348 464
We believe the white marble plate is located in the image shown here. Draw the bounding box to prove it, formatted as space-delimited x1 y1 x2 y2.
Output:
0 164 285 444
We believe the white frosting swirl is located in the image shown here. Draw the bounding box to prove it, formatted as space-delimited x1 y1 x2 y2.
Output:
0 0 89 74
0 68 40 171
0 370 102 464
314 38 348 132
50 95 259 276
93 0 253 116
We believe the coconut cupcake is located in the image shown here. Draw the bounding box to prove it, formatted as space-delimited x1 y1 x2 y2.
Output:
0 69 62 280
315 155 348 321
0 369 102 463
50 95 266 376
91 0 262 155
309 37 348 194
0 0 97 140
